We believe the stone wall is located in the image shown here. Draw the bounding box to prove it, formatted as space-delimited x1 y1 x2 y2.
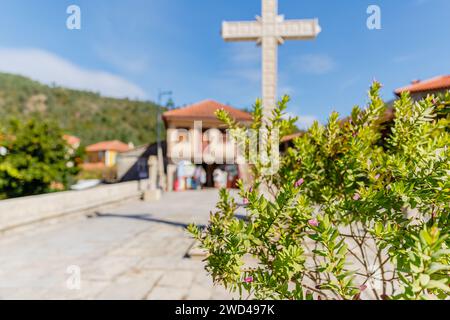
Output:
0 180 147 232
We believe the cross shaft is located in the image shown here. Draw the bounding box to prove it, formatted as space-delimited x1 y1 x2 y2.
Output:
222 0 321 118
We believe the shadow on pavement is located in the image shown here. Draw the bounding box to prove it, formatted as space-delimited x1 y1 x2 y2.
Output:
93 212 206 230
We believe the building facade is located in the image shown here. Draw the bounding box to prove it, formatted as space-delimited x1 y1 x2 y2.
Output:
395 75 450 100
162 100 253 191
85 140 131 168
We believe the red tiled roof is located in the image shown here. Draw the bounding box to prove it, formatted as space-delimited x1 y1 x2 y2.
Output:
86 140 130 153
281 132 304 143
63 134 81 147
395 75 450 95
163 100 252 122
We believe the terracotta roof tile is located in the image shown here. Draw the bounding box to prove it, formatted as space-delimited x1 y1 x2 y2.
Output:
281 132 304 143
163 100 252 122
63 135 81 147
395 75 450 95
86 140 130 153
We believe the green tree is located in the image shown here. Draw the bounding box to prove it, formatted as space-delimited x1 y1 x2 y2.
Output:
0 72 162 146
189 84 450 300
0 118 79 199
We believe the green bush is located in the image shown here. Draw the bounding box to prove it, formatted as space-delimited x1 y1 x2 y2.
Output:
0 117 80 199
189 83 449 300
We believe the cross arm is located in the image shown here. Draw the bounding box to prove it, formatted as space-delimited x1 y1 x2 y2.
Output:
222 21 262 42
276 19 322 40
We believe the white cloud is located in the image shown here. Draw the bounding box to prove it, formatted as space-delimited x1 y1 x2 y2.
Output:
392 53 419 63
296 115 319 130
94 45 150 75
229 43 260 64
285 112 319 130
0 48 147 99
279 86 295 96
293 54 336 75
414 0 431 5
339 76 361 91
222 43 261 84
225 67 260 83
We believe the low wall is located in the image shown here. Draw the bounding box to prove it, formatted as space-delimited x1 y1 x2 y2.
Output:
0 180 148 232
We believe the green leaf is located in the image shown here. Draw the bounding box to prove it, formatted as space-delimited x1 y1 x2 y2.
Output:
419 229 433 246
428 263 450 275
419 274 430 287
426 280 450 292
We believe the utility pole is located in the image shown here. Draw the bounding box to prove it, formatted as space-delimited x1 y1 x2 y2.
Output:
156 90 173 191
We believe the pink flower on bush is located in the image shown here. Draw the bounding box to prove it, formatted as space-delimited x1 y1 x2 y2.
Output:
360 284 368 292
308 219 319 228
244 276 254 283
295 178 305 188
243 198 249 205
374 174 380 180
353 193 361 201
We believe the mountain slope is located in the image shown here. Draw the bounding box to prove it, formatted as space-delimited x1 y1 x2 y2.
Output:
0 72 161 146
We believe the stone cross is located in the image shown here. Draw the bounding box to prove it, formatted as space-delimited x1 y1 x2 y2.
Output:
222 0 321 119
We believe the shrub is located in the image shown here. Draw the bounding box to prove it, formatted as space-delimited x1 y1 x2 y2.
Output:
189 83 450 300
0 117 80 199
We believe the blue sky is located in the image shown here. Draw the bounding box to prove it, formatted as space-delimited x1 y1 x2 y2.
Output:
0 0 449 127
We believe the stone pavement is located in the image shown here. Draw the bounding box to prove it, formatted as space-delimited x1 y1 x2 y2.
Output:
0 190 239 300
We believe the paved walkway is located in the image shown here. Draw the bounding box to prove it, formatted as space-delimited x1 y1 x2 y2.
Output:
0 190 240 300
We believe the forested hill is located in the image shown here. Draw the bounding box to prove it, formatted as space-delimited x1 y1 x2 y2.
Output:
0 72 162 146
